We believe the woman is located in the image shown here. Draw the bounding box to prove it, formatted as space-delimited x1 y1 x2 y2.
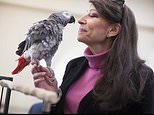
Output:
30 0 154 114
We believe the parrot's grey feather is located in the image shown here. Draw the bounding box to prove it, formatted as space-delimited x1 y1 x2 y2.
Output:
16 11 75 67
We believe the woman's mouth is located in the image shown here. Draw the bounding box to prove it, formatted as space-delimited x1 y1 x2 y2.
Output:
78 28 88 33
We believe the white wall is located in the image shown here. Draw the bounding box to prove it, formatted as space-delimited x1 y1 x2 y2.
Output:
0 0 154 113
0 0 87 113
126 0 154 69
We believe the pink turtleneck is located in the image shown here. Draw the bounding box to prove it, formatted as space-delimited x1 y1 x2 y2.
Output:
64 48 108 114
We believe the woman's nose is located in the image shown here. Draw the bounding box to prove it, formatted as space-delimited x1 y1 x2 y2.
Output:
78 16 86 25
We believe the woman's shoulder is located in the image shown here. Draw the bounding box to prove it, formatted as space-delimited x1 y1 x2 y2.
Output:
61 56 88 82
138 63 154 88
64 56 88 72
131 63 154 88
139 63 154 77
69 56 86 62
67 56 87 66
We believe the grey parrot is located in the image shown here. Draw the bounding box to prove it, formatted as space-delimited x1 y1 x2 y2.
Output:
12 11 75 75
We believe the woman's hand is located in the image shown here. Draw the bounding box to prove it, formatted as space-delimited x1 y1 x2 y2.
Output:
31 61 58 92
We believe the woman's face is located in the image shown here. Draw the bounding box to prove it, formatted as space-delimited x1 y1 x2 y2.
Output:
77 4 112 53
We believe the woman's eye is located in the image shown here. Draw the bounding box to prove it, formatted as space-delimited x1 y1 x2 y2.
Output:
89 12 98 18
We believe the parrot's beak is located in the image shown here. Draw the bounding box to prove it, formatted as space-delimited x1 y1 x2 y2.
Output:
12 56 30 75
69 16 75 23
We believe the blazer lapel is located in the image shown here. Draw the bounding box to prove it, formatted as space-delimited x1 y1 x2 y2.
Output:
56 57 88 113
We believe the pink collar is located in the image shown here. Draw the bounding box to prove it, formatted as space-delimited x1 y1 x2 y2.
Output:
84 48 109 69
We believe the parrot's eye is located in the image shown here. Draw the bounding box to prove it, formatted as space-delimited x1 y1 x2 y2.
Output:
63 12 72 19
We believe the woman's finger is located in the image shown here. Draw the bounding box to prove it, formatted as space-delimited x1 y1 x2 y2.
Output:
31 60 39 66
33 72 46 80
31 64 39 74
39 66 51 73
34 78 44 87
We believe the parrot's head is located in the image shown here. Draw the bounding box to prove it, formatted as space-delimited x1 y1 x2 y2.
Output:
48 11 75 26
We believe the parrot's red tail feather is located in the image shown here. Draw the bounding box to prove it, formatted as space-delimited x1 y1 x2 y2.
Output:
12 56 30 75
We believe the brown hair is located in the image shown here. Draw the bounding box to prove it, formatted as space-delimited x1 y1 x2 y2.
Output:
90 0 150 111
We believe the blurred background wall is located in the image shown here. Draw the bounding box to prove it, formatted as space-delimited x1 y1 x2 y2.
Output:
0 0 154 113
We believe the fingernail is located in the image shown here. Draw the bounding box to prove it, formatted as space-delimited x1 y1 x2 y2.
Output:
42 72 46 75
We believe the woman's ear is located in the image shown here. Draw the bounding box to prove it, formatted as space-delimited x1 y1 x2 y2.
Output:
107 23 121 37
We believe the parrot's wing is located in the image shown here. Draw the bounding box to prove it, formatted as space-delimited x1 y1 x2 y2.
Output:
15 17 64 57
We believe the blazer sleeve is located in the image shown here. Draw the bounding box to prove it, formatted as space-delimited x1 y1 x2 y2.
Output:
127 67 154 114
138 68 154 114
143 69 154 114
